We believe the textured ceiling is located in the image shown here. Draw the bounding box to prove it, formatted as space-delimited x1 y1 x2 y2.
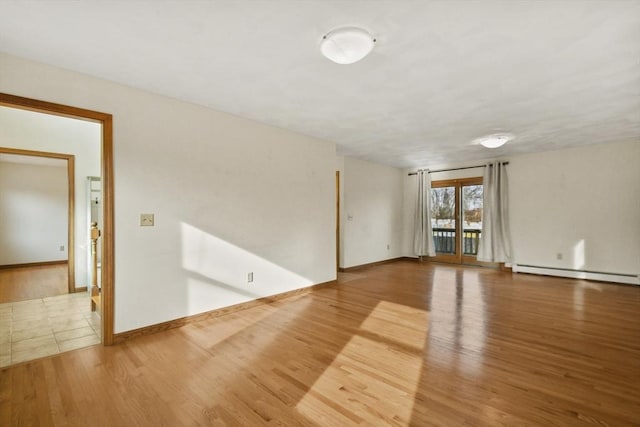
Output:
0 0 639 168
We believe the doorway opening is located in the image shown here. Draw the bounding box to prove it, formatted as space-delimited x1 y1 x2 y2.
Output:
0 148 76 298
0 93 114 348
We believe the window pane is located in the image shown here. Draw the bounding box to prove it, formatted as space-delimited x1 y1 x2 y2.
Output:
462 184 482 255
431 186 456 254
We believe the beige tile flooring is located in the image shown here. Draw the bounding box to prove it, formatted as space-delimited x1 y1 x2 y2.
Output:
0 291 101 367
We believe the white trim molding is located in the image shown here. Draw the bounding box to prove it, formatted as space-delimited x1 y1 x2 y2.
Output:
513 264 640 286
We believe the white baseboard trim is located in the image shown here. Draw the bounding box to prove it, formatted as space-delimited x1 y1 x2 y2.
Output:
512 264 640 285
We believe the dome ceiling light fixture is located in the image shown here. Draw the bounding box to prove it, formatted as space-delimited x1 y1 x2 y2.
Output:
474 133 514 149
320 27 376 65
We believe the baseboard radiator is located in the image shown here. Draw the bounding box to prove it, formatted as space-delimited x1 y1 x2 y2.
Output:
512 264 640 286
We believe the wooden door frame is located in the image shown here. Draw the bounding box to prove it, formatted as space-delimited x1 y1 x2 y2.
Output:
0 93 115 345
0 147 76 293
430 177 492 267
336 171 340 271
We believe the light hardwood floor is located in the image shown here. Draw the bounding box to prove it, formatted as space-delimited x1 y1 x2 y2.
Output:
1 261 639 425
0 264 68 303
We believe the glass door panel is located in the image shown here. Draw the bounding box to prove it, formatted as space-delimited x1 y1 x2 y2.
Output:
462 184 483 256
429 177 487 265
431 185 457 256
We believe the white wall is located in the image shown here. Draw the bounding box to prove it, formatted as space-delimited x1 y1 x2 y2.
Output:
0 161 68 264
342 157 404 268
509 140 640 275
402 141 640 277
0 107 101 286
0 52 336 333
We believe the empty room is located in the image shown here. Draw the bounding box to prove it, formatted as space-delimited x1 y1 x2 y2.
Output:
0 1 639 425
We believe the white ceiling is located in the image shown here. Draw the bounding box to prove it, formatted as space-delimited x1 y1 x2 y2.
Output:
1 0 639 168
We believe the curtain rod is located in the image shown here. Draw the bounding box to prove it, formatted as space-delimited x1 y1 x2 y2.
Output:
407 162 509 176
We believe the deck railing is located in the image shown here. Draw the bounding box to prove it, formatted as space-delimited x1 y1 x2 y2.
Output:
432 228 481 255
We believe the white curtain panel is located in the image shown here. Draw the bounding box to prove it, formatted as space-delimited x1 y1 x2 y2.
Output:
414 170 436 257
477 162 512 263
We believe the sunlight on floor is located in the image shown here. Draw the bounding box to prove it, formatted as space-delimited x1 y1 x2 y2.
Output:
296 300 429 425
360 300 429 350
427 269 486 377
182 296 311 354
573 281 604 320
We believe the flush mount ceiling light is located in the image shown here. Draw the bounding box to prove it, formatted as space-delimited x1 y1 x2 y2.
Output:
474 133 514 148
320 27 376 65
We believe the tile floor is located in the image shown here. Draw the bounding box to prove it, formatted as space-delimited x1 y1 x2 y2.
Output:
0 291 101 367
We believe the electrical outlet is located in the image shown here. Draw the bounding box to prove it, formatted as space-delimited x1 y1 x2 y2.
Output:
386 244 390 250
248 272 254 283
140 213 155 226
59 245 65 251
556 253 563 260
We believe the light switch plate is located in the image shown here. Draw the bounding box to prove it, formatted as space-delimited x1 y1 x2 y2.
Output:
140 213 154 226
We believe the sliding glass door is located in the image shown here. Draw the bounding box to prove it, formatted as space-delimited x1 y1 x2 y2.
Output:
431 184 457 262
431 177 485 264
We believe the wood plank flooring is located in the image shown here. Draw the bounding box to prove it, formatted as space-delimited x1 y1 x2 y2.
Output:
1 261 639 425
0 264 68 303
